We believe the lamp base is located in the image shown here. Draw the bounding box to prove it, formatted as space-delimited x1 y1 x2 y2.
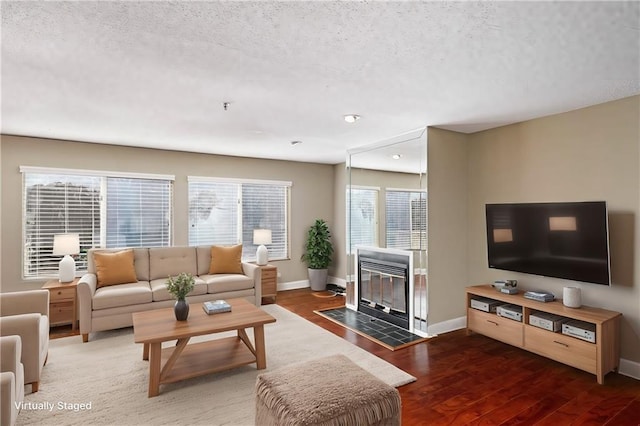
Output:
256 245 268 266
59 255 76 283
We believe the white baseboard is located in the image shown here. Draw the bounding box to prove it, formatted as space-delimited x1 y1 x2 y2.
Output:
619 358 640 381
427 316 467 337
277 280 309 291
278 276 345 292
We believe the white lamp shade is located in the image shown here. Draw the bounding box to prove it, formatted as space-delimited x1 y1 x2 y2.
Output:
53 234 79 282
53 233 80 255
253 229 272 245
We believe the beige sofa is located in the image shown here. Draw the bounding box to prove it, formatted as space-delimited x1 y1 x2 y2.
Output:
77 246 261 342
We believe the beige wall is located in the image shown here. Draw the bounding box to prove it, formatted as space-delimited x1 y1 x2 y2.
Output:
426 128 469 325
0 136 335 292
466 95 640 363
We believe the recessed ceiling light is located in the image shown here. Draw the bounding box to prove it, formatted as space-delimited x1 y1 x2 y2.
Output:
343 114 360 123
290 140 303 146
392 154 402 160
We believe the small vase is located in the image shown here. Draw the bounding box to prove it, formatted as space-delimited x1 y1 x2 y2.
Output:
174 299 189 321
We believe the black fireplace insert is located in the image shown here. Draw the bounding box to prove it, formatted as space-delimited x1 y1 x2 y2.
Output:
357 248 411 330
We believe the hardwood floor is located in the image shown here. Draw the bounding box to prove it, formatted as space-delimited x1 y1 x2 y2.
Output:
50 289 640 424
275 288 640 426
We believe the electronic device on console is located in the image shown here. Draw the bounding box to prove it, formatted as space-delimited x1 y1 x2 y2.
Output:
470 297 502 313
496 304 522 322
562 320 596 343
529 311 569 332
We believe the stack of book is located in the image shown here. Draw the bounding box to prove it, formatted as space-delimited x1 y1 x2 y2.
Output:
203 300 232 315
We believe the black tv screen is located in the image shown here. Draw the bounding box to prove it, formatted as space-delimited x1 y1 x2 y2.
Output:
486 201 611 285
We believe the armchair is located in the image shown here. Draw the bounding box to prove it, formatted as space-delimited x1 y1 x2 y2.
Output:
0 290 49 392
1 335 24 426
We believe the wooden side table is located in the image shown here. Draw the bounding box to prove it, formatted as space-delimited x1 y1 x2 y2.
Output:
260 265 277 304
42 278 79 330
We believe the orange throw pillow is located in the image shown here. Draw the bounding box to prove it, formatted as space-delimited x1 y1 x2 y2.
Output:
94 249 137 288
209 245 243 274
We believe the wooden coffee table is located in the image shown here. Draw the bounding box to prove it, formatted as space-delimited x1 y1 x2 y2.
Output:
132 298 276 397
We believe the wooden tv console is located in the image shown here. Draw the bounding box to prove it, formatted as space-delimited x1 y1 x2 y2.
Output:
466 285 621 384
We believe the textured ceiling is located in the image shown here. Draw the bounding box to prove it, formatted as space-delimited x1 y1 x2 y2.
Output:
1 1 639 167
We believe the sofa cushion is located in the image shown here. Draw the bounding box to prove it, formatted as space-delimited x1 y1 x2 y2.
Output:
94 249 138 288
196 246 212 276
131 248 151 281
209 245 243 274
149 247 198 280
88 248 150 281
202 274 254 293
149 277 208 302
92 282 153 310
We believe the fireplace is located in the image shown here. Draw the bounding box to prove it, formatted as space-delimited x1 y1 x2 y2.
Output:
354 247 413 330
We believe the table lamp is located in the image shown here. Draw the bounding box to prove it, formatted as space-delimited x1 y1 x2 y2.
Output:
53 233 80 282
253 229 272 266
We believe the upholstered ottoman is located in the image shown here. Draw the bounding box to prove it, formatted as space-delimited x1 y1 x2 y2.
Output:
255 354 401 426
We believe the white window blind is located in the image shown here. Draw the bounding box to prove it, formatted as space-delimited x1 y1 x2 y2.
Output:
347 187 378 252
22 168 173 279
386 190 427 250
188 177 290 261
106 178 172 248
411 194 428 250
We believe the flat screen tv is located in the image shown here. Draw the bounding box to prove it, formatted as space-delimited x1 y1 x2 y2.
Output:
485 201 610 286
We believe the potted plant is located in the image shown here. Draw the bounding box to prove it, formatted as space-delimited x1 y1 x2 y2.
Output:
301 219 334 291
166 272 195 321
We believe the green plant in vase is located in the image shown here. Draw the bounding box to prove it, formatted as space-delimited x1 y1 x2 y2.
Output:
167 272 195 321
301 219 334 291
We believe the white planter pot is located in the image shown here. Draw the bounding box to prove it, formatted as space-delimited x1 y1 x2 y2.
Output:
308 268 328 291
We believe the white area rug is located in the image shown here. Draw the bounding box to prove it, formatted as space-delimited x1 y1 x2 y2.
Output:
17 304 415 426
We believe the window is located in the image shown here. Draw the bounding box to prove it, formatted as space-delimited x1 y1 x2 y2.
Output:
22 167 173 279
347 187 378 253
188 177 290 261
385 190 427 250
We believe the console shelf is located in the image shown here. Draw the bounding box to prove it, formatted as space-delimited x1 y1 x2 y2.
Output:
466 284 621 384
